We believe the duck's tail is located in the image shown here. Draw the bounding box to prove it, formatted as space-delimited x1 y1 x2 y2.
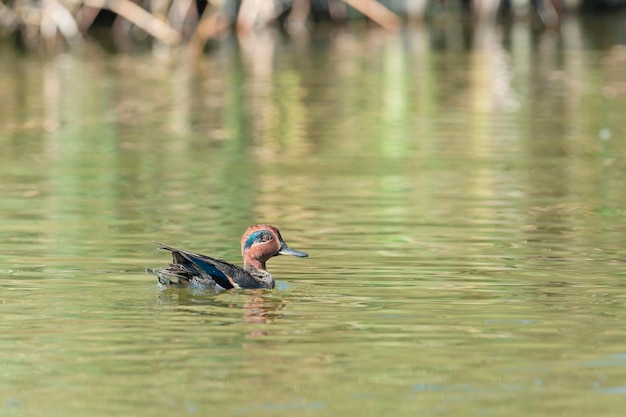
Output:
146 267 184 288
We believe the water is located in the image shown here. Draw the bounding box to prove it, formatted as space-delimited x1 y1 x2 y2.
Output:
1 18 626 416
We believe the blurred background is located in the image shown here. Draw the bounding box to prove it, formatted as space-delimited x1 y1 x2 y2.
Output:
1 1 626 416
0 0 624 51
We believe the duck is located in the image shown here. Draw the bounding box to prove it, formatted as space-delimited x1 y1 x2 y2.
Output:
146 224 308 290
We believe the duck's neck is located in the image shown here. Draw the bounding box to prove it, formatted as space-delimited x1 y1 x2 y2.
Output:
244 258 266 271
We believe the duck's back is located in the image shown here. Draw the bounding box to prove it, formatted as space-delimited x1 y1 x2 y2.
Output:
147 243 274 289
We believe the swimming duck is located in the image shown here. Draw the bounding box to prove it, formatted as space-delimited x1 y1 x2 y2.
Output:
146 224 308 290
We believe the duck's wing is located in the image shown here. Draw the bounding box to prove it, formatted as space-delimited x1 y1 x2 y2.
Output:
151 242 252 289
146 265 214 289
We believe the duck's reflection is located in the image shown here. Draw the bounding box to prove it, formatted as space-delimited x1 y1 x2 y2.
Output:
157 288 286 328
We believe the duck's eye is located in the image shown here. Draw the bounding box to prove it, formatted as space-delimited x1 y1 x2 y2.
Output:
244 231 274 250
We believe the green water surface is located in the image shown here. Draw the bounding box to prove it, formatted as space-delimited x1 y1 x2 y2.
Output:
1 18 626 417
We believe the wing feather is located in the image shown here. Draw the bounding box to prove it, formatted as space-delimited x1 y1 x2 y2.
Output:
153 242 240 289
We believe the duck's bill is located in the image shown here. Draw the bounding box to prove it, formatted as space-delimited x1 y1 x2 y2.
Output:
278 243 308 258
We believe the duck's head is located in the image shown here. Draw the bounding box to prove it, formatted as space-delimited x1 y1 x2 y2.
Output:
241 224 308 270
